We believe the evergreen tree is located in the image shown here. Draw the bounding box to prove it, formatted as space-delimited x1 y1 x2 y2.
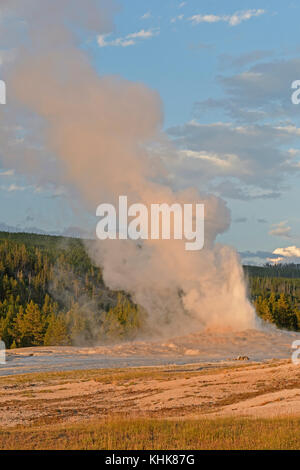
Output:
275 293 298 330
44 314 70 346
11 301 45 347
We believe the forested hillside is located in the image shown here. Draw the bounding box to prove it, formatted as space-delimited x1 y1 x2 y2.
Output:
0 231 144 348
247 274 300 330
244 264 300 278
0 231 299 349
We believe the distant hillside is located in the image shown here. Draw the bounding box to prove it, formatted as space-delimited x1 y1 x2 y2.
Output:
244 264 300 331
244 263 300 279
0 231 144 349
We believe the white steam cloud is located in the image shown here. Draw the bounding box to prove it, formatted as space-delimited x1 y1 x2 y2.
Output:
0 0 256 337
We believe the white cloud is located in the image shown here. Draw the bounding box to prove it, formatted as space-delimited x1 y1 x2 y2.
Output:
229 9 265 26
127 29 157 39
171 15 184 23
188 9 265 26
269 221 292 238
179 149 246 172
189 14 221 24
267 256 284 264
97 29 159 48
141 11 151 20
275 125 300 136
273 246 300 257
97 35 134 48
179 2 187 8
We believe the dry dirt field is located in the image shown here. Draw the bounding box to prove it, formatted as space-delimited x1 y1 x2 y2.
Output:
1 359 300 426
1 359 300 449
1 328 300 449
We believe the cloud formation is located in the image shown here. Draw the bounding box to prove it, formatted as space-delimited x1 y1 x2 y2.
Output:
218 50 274 70
269 221 292 239
166 120 300 199
273 246 300 257
239 247 300 265
141 11 151 20
188 9 265 26
98 29 159 48
240 250 275 261
171 15 184 24
197 58 300 122
165 52 300 201
261 246 300 264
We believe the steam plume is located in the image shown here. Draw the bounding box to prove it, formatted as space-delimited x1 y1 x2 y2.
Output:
0 0 256 336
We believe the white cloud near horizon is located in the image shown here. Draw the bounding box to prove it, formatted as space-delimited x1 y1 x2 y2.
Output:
267 256 285 264
188 9 265 26
273 246 300 258
98 29 159 48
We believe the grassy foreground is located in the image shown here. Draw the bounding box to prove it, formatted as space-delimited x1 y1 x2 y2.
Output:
1 417 300 450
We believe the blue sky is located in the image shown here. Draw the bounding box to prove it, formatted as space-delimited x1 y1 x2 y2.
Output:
2 0 300 264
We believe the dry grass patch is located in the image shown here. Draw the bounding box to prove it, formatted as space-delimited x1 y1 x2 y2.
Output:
0 416 299 450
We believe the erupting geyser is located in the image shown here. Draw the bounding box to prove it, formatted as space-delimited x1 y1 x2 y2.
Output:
0 0 256 337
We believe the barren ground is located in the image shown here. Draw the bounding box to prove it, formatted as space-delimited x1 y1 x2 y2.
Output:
1 327 300 431
0 359 300 429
